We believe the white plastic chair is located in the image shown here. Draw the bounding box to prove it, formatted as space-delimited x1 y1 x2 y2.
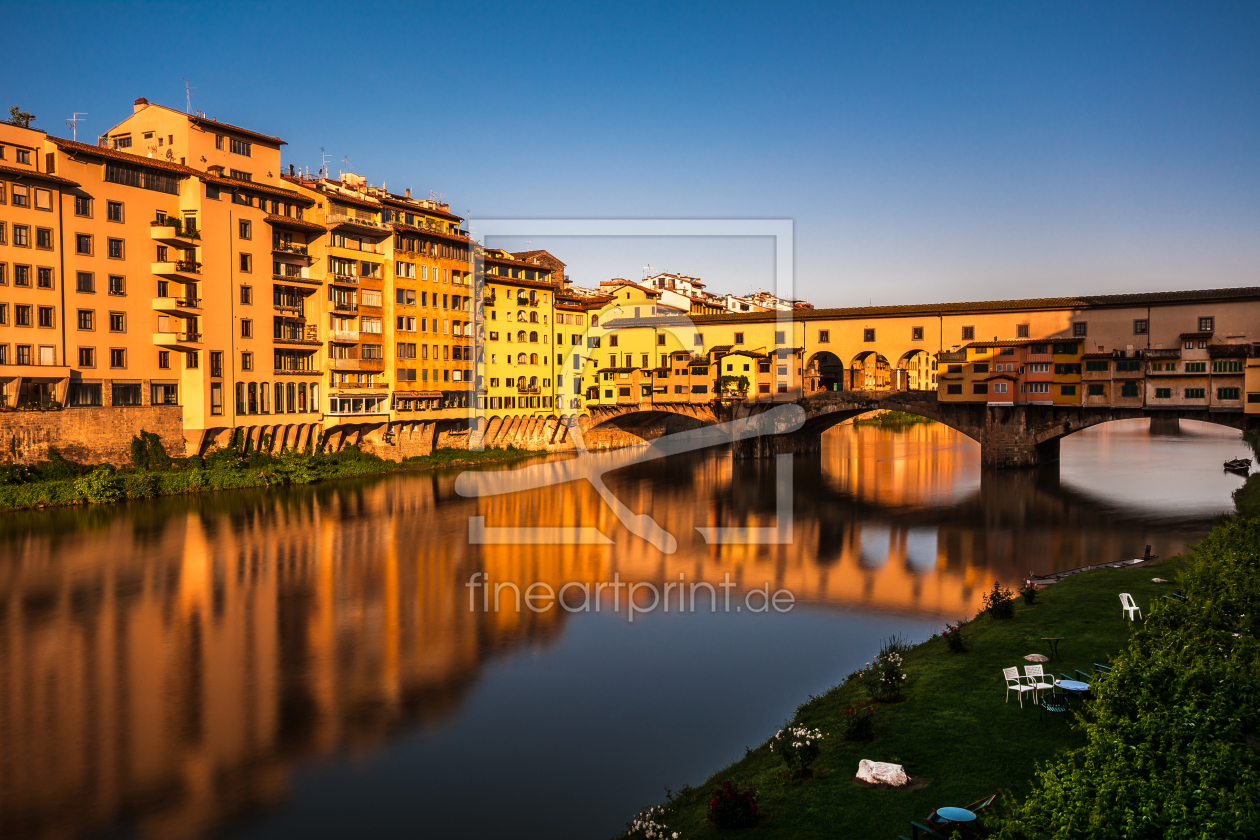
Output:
1003 667 1037 707
1023 664 1055 700
1120 593 1143 621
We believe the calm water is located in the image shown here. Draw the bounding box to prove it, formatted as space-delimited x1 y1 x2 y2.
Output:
0 419 1247 840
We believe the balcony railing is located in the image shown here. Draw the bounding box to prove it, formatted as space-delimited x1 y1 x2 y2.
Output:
149 220 200 239
332 301 358 313
329 358 385 370
327 213 389 232
330 330 360 342
517 385 541 395
330 274 359 285
272 242 308 256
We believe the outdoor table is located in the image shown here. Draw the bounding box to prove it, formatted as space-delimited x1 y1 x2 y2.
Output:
1041 636 1064 660
1055 678 1089 698
936 807 976 823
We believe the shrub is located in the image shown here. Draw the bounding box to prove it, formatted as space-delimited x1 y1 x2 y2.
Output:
129 430 172 471
1235 474 1260 519
74 466 123 504
941 620 967 653
770 724 825 774
624 804 679 839
707 781 757 829
1020 583 1037 604
840 703 876 741
982 580 1016 619
859 636 910 699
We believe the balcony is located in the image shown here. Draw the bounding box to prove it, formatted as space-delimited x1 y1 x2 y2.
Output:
330 330 360 343
329 274 359 286
329 358 385 371
149 222 199 248
153 331 201 351
274 273 321 286
274 303 304 317
516 297 539 307
517 385 541 395
327 213 390 234
332 301 359 314
272 242 309 256
153 260 202 279
152 296 201 316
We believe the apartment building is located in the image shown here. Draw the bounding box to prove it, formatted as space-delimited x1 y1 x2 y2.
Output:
480 249 563 417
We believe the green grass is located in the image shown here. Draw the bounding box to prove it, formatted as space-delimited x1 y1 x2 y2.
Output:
853 410 936 428
631 559 1186 840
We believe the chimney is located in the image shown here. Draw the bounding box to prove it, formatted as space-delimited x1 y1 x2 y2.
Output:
133 97 149 113
405 188 411 199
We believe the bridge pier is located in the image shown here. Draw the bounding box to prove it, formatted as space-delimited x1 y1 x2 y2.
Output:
732 430 822 458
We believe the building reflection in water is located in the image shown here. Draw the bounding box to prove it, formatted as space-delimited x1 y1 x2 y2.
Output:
0 421 1230 839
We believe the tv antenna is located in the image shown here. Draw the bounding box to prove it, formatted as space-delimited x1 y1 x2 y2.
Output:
320 147 330 178
341 155 350 175
182 78 194 113
65 112 87 141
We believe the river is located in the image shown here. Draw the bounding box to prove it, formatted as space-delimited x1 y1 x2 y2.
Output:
0 418 1247 839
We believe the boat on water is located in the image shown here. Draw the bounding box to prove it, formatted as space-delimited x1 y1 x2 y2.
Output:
1224 457 1253 475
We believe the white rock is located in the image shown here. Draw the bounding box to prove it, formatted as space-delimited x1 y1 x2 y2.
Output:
1151 578 1168 583
856 759 908 786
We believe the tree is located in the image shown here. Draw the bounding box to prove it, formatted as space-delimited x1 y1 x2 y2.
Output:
6 106 35 128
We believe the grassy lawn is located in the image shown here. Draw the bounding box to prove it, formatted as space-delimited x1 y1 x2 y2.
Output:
642 558 1186 839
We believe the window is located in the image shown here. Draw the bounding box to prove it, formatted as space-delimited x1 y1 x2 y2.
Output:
1055 363 1082 375
1052 343 1078 355
1121 382 1139 398
105 161 179 194
14 266 29 287
158 350 170 369
946 384 963 395
993 382 1009 394
210 351 223 377
37 307 54 328
111 382 142 406
863 328 875 342
15 345 30 365
211 382 223 415
74 196 92 217
973 383 988 395
240 285 253 304
1085 360 1109 372
1185 387 1206 399
1133 319 1148 335
1198 317 1215 333
15 305 30 326
1154 387 1171 399
1116 360 1141 372
1087 384 1105 396
961 326 975 341
13 225 28 246
107 238 123 259
609 335 619 347
37 268 52 289
1028 382 1050 394
241 319 253 338
152 383 178 405
1073 322 1087 337
656 334 666 346
108 275 125 295
109 348 126 368
912 326 924 341
973 363 989 373
11 184 29 207
107 201 123 222
242 351 254 371
215 134 224 150
239 219 251 239
774 330 785 344
1060 385 1076 396
1218 387 1240 400
1213 360 1244 373
230 138 252 156
1016 324 1030 338
76 233 92 255
35 228 52 249
77 310 94 330
239 253 252 272
229 169 252 182
76 272 94 293
1184 362 1206 373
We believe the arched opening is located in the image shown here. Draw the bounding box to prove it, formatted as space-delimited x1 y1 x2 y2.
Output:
898 349 935 391
517 330 527 342
517 352 527 364
530 312 538 323
805 351 844 392
849 351 891 390
529 331 538 343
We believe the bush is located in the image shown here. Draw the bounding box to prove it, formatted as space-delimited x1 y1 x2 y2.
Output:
1020 583 1037 604
840 703 877 741
1235 474 1260 519
941 620 967 653
983 580 1016 619
995 517 1260 840
707 781 757 829
857 636 910 700
129 430 171 471
74 466 123 504
770 724 825 775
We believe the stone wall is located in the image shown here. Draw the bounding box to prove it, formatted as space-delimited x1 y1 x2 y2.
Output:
0 406 185 466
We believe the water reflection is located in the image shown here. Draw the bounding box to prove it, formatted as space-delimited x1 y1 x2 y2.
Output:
0 419 1242 839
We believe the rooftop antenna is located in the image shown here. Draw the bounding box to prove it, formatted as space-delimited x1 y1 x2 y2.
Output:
182 78 194 113
320 148 330 178
65 112 87 141
341 155 350 176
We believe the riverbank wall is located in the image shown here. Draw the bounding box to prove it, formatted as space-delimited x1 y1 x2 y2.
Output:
0 406 185 466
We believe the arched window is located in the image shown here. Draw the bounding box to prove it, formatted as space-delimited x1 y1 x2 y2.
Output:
517 353 527 364
260 382 270 413
310 383 318 410
529 331 538 343
530 353 538 365
297 383 307 413
247 382 258 414
530 312 538 323
235 382 246 415
286 382 295 413
517 330 527 342
529 376 538 387
518 310 527 321
274 383 284 413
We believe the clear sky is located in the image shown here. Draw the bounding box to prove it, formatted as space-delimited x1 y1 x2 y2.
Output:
4 0 1258 306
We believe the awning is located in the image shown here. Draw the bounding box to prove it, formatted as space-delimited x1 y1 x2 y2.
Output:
394 390 443 398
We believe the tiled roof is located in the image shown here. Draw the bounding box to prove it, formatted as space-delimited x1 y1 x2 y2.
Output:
264 214 325 232
964 339 1042 348
189 115 286 146
1179 331 1214 339
323 191 382 211
0 163 80 187
377 194 463 221
392 221 469 244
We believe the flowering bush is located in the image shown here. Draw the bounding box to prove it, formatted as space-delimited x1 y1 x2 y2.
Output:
858 644 909 700
707 780 758 829
983 580 1016 619
941 620 967 653
770 724 825 774
1020 582 1038 604
625 805 680 839
840 703 876 741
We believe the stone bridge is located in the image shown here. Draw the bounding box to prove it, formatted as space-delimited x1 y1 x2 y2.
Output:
585 392 1260 468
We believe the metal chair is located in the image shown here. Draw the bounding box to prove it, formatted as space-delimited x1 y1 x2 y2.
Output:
1023 664 1055 700
1003 667 1037 707
1039 692 1070 723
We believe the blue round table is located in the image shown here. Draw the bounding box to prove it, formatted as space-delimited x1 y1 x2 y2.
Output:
1056 679 1089 692
937 807 976 823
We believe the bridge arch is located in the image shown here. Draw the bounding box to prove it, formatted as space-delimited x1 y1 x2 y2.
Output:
849 351 892 391
805 351 844 393
897 349 935 391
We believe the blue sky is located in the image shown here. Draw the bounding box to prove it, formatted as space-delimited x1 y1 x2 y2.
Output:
4 1 1258 305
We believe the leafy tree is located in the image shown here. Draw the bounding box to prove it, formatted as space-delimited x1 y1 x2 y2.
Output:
6 106 35 128
995 518 1260 839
